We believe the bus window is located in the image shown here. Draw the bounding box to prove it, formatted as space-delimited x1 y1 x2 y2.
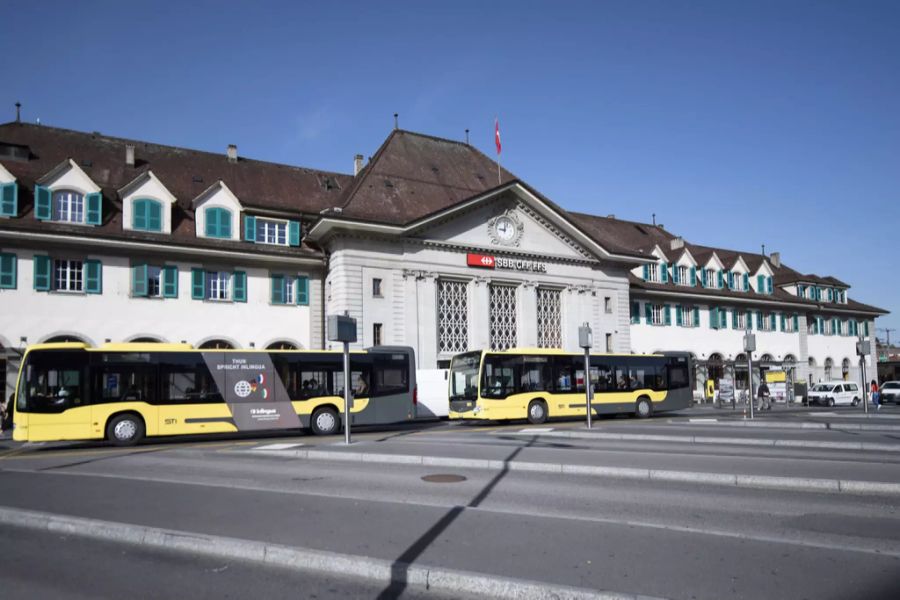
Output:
20 350 87 413
520 356 549 392
449 351 481 401
552 356 576 393
482 354 520 399
158 353 222 404
372 354 409 397
589 360 614 392
91 366 156 404
668 361 689 389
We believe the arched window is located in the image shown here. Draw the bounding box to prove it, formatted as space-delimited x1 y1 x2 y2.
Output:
198 339 234 349
267 341 298 350
204 207 232 239
133 198 163 232
131 336 164 343
53 189 84 223
824 358 834 380
44 334 88 343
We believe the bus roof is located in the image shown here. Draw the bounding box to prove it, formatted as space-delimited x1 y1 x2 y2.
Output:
481 347 663 358
23 342 386 356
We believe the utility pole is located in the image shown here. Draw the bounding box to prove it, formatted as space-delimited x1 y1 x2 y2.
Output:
878 328 895 348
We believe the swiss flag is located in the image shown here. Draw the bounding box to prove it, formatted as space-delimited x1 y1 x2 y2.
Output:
494 118 502 155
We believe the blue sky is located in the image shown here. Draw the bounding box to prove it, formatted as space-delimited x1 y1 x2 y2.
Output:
2 1 898 337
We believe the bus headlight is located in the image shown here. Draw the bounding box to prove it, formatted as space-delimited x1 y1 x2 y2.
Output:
473 405 482 415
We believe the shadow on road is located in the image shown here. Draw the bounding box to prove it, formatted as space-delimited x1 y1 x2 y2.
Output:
375 436 537 599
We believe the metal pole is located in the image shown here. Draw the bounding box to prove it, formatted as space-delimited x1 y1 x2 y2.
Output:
343 340 352 444
748 355 755 419
584 346 592 429
861 357 868 415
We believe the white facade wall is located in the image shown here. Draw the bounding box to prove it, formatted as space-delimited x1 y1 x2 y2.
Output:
0 245 321 398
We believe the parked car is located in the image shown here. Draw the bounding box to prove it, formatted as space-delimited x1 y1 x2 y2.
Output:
879 381 900 404
806 381 862 407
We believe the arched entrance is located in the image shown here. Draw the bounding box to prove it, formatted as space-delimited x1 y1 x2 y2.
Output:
44 335 90 344
841 358 851 380
824 357 834 380
198 339 235 350
130 336 164 343
707 353 725 388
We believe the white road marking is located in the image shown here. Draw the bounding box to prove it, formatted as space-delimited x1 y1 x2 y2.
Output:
520 428 553 433
252 443 304 451
688 418 718 423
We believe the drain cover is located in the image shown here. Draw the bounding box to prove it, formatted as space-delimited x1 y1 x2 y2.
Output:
421 474 467 483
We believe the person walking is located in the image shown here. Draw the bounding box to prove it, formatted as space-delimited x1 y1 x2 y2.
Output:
871 380 880 411
757 380 771 412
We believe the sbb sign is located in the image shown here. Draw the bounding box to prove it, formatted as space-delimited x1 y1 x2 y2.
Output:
466 253 547 273
467 253 495 268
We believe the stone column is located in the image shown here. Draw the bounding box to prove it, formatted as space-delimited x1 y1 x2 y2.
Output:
416 272 438 369
519 281 538 348
402 270 420 361
470 277 490 351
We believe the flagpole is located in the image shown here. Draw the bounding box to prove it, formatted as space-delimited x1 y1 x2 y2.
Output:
495 116 502 185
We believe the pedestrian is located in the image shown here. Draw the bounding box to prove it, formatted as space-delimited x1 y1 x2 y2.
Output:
871 380 880 411
757 380 771 411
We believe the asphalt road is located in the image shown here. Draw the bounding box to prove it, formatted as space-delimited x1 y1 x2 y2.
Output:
1 404 899 599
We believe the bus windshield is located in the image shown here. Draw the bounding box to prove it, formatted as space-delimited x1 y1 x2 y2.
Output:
19 350 88 413
449 351 481 401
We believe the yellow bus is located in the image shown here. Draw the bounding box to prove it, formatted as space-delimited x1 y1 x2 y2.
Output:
13 342 416 446
448 348 692 423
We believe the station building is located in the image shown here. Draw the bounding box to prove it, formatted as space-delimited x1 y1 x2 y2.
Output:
0 121 886 401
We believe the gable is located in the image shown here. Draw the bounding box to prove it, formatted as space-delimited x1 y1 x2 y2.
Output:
0 162 14 184
675 249 697 267
193 181 243 240
408 194 592 261
120 171 177 233
39 159 101 194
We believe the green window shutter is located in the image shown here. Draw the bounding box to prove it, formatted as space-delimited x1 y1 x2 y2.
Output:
33 255 51 290
270 274 285 304
827 289 834 302
660 263 668 283
85 192 102 225
710 307 719 329
757 275 764 291
244 215 256 242
233 271 247 302
793 314 799 331
191 268 205 299
767 277 773 294
162 265 178 298
690 266 697 286
84 260 102 294
672 265 679 284
644 303 652 324
864 321 869 336
720 309 728 329
296 275 309 305
692 306 699 327
289 220 301 247
742 273 749 291
727 272 734 289
35 185 51 220
220 209 232 238
664 304 671 326
770 313 777 331
132 263 148 297
204 208 218 237
147 200 162 231
0 182 18 217
732 310 738 329
0 252 16 289
642 264 649 281
717 271 724 289
133 199 147 230
675 304 682 326
818 316 824 334
780 314 786 331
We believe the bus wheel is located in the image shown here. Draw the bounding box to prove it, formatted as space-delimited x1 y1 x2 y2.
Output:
527 400 548 425
311 407 339 436
635 397 652 419
107 413 145 446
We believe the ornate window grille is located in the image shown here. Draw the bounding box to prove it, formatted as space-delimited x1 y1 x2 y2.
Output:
438 280 468 354
489 284 518 351
536 287 562 348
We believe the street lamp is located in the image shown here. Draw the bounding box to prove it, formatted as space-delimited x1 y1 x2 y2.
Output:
327 312 358 444
744 329 756 419
578 323 593 429
857 336 871 415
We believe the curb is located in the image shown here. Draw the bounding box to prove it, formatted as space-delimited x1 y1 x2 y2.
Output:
246 448 900 497
496 430 900 453
672 419 900 432
0 506 662 600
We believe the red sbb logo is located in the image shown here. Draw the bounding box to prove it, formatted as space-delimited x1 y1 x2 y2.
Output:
467 253 495 268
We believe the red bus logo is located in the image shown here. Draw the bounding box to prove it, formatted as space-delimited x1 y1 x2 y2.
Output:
467 253 495 268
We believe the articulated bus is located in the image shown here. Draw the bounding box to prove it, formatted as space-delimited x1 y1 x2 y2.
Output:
448 348 692 423
13 342 416 446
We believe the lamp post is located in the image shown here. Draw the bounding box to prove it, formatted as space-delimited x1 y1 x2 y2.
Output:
744 329 756 419
857 336 871 415
578 323 593 429
327 312 358 444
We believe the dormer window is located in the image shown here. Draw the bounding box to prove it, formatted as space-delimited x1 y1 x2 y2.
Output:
204 207 233 239
673 265 695 286
132 198 163 232
244 216 302 246
53 190 84 223
643 263 659 282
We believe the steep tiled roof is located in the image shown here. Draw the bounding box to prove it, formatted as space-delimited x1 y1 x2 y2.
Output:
336 129 516 224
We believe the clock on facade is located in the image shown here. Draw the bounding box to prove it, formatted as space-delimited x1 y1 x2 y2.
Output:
488 211 524 246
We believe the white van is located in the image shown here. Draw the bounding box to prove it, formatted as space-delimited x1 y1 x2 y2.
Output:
806 381 862 407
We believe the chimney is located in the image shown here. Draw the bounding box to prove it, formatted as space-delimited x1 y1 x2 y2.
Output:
770 252 781 268
125 144 135 167
227 144 238 163
354 154 364 176
670 236 684 251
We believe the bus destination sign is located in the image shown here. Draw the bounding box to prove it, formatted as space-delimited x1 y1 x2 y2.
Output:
466 253 547 273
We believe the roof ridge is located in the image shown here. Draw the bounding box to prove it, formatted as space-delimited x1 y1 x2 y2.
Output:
338 129 401 210
0 120 352 179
